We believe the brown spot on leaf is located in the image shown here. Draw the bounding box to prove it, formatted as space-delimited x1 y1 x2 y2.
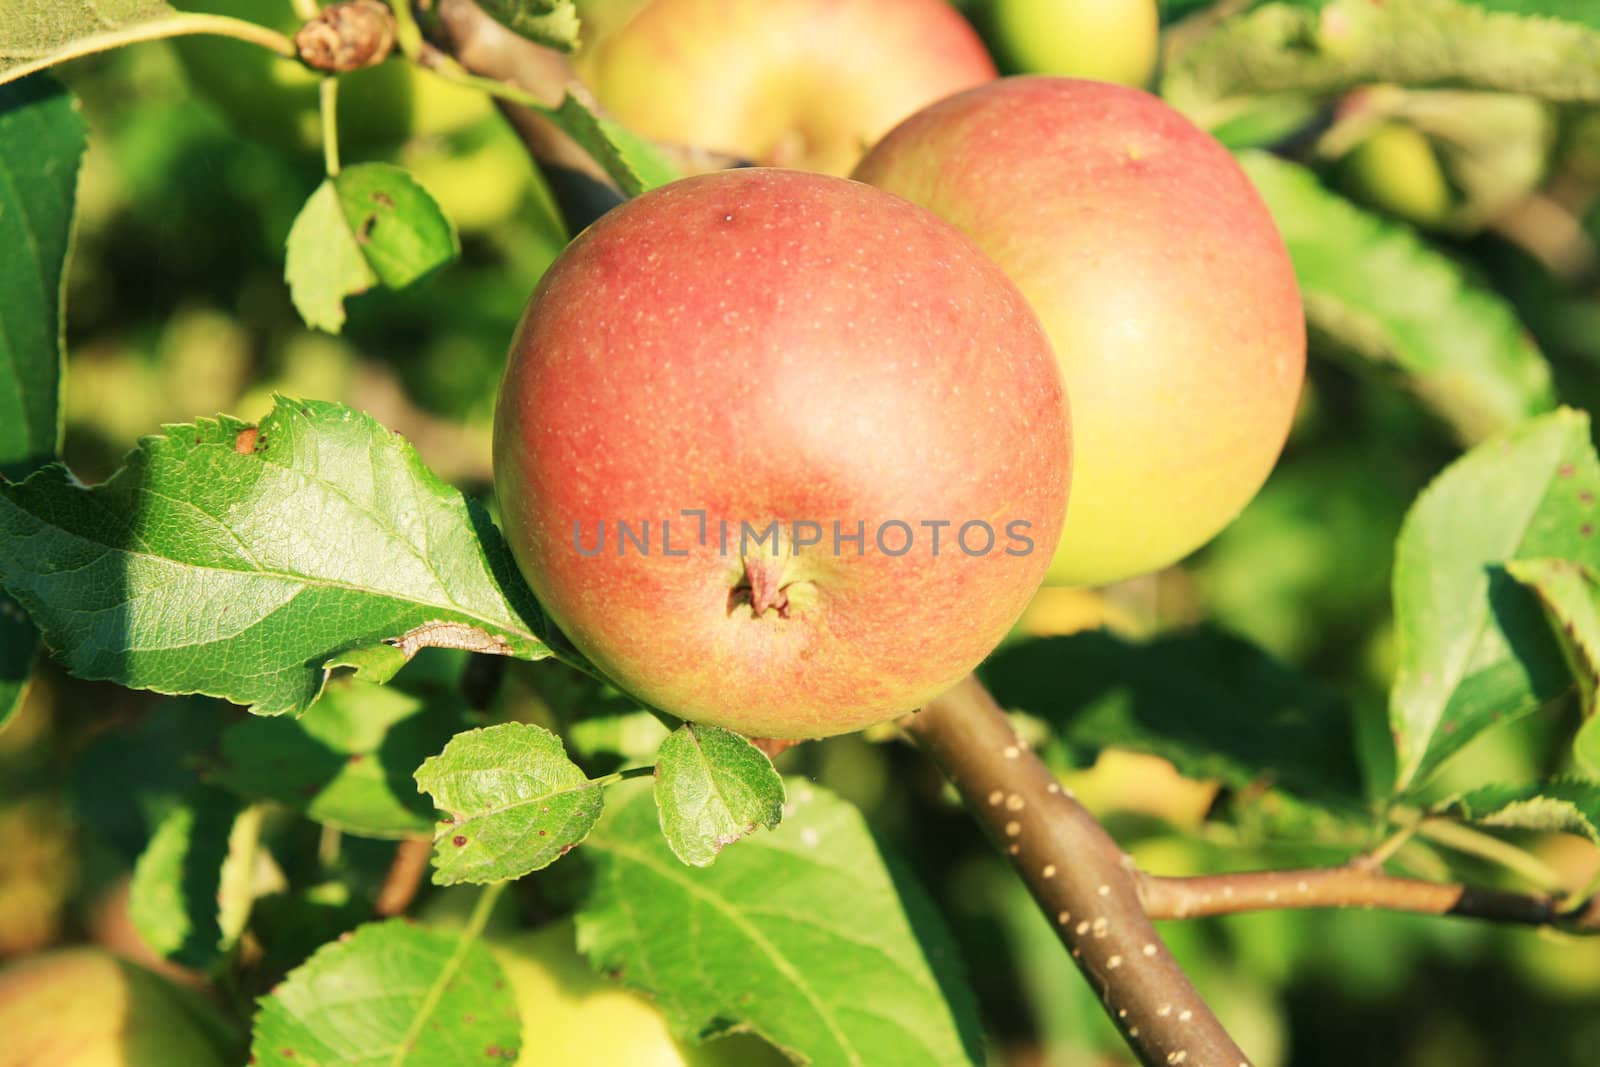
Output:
452 834 467 847
234 427 259 454
372 191 395 208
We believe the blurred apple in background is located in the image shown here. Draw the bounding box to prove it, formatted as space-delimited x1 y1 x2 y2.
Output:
0 948 233 1067
173 0 492 153
572 0 996 175
1325 88 1554 234
856 77 1304 587
982 0 1159 87
1337 121 1457 228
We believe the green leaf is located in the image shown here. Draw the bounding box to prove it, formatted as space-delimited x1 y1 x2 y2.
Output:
0 76 81 478
1390 408 1600 792
575 782 983 1067
1467 0 1600 32
215 678 466 838
1444 779 1600 843
981 628 1365 807
1239 151 1553 444
68 697 227 861
0 1 175 85
285 164 458 334
129 788 260 970
0 600 36 735
0 397 556 716
1504 558 1600 774
250 918 521 1066
548 92 682 197
475 0 581 51
0 76 85 733
414 722 603 885
1165 0 1600 118
654 724 784 867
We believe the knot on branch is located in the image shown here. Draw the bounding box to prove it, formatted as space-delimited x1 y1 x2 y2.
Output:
296 0 396 73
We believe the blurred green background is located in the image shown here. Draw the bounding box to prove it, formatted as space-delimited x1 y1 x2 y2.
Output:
8 1 1600 1064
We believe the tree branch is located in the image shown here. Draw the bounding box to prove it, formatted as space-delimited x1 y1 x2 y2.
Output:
906 675 1252 1067
1136 864 1600 933
424 0 623 233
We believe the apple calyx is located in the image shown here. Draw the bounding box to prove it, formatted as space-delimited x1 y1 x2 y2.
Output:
733 552 800 619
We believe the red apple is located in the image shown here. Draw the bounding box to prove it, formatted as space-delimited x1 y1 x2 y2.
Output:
494 168 1069 738
573 0 997 176
854 77 1305 586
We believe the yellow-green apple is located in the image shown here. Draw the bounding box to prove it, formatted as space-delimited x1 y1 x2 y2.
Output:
985 0 1159 87
493 922 789 1066
494 168 1069 738
0 948 229 1067
1336 121 1456 227
572 0 997 176
854 77 1304 586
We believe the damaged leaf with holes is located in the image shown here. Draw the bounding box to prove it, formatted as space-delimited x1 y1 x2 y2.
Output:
0 397 556 716
415 722 604 884
285 162 458 334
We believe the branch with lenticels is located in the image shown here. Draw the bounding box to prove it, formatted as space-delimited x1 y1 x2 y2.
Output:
905 674 1252 1067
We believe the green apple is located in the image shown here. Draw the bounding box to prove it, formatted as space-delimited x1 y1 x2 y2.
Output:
573 0 997 175
986 0 1159 87
172 0 491 153
494 168 1069 738
493 923 789 1066
0 948 230 1067
1337 121 1456 228
855 77 1304 587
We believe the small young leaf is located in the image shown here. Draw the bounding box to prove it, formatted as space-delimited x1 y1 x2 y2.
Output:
250 918 520 1067
215 678 467 838
549 92 682 197
414 722 603 885
654 723 784 866
1165 0 1600 117
475 0 581 51
128 788 257 970
981 628 1365 807
284 181 377 335
0 397 557 716
575 782 983 1067
1240 151 1554 444
285 164 458 334
1391 408 1600 792
1444 779 1600 843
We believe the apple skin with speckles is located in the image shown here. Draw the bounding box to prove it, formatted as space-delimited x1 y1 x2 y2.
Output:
493 168 1070 738
573 0 997 176
854 77 1305 586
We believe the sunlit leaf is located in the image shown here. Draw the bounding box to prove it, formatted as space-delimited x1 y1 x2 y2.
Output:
0 398 556 716
250 918 520 1066
414 722 603 885
575 782 983 1066
654 723 784 866
1390 408 1599 792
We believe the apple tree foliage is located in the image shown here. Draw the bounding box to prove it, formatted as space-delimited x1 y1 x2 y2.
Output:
7 0 1600 1064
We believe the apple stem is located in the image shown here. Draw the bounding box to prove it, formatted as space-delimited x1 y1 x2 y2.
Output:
906 675 1253 1067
